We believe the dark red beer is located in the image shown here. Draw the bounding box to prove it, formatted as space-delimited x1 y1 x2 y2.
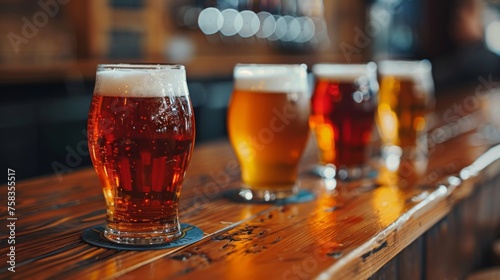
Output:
310 64 378 169
87 64 195 244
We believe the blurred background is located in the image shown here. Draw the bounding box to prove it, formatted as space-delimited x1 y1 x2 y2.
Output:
0 0 499 182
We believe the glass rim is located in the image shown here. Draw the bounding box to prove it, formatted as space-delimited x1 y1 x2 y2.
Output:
97 63 185 71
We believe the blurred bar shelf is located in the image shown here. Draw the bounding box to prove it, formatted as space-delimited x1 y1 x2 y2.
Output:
0 53 358 84
1 86 499 279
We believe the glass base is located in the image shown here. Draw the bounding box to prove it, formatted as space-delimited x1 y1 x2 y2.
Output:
237 184 298 202
104 221 182 245
381 145 428 175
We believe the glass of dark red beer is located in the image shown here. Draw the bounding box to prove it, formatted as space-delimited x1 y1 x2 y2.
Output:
310 63 379 180
87 64 195 245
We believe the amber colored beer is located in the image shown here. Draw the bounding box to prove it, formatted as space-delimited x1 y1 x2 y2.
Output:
310 63 378 171
376 60 434 161
87 64 195 244
228 64 310 200
377 78 428 147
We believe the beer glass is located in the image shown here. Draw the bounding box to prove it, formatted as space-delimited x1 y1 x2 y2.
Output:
87 64 195 245
228 64 310 201
376 60 434 173
310 63 379 180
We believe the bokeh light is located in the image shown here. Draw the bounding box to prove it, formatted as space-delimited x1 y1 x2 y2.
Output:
198 7 223 35
197 7 326 47
270 16 288 41
220 9 243 36
486 21 500 54
256 12 275 39
295 17 316 43
238 10 260 38
281 15 300 42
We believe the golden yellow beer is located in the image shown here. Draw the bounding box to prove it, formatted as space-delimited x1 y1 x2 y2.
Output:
228 64 310 200
376 60 434 168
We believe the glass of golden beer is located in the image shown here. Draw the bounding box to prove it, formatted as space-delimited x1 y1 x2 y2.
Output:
310 63 379 180
228 64 310 201
376 60 434 173
87 64 195 245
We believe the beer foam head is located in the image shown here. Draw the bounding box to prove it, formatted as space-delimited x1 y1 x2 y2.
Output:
378 60 432 79
313 63 377 81
234 64 308 93
379 60 434 94
94 64 188 97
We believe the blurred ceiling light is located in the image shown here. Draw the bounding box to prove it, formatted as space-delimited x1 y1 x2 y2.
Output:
198 7 223 35
281 15 301 42
220 9 243 36
238 10 260 37
269 15 287 41
255 12 275 39
195 4 329 49
486 21 500 54
294 16 316 43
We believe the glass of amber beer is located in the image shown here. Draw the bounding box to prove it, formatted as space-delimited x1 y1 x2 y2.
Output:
228 64 310 201
87 64 195 245
310 63 379 180
376 60 434 173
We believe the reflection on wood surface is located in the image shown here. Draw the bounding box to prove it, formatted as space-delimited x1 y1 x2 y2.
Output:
1 87 499 279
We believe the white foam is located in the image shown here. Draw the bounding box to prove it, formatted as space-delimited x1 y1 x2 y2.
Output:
378 60 432 79
379 60 434 95
313 63 377 81
233 64 308 93
94 64 188 97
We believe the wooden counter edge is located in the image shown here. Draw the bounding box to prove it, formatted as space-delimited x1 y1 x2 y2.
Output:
315 145 500 279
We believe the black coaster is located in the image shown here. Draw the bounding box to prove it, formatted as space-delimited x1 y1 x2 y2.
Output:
223 189 315 205
82 223 203 251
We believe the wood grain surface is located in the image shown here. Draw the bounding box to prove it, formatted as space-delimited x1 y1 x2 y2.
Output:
1 87 499 280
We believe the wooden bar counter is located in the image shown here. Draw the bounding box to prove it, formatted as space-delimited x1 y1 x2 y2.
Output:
1 86 500 280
